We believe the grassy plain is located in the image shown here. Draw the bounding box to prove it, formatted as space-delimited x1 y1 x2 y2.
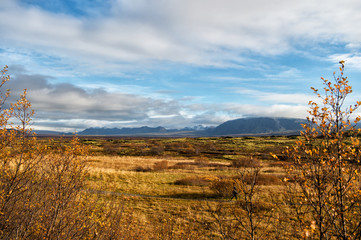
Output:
77 136 299 239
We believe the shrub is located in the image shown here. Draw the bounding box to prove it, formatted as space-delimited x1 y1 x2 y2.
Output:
134 165 152 172
102 143 120 155
153 160 169 171
149 146 164 155
236 173 281 185
278 62 361 239
209 178 235 198
0 66 132 239
0 90 91 238
231 157 260 168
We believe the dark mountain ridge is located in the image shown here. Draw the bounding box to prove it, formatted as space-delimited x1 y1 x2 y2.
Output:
209 117 306 136
34 117 307 137
79 126 167 135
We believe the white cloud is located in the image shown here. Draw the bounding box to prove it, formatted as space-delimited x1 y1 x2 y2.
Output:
222 103 309 119
5 68 313 131
264 68 303 80
5 70 180 122
234 88 314 105
2 0 361 71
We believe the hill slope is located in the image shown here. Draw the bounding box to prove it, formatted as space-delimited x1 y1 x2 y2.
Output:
208 117 305 136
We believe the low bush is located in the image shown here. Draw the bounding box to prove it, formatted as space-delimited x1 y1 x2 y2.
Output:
209 172 282 198
209 178 235 198
231 157 260 168
153 160 169 171
103 143 120 155
149 146 165 155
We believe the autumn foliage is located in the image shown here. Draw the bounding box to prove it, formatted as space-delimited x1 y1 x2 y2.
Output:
0 66 134 239
281 61 361 239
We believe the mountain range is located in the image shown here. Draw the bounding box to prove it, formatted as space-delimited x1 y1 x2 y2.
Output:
210 117 306 136
34 117 306 137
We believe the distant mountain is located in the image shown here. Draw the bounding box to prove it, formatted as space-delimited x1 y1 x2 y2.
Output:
79 126 168 135
33 130 69 136
207 117 306 136
34 117 307 137
179 125 210 132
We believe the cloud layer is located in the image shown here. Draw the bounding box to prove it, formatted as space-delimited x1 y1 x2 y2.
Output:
1 0 361 130
2 0 361 67
4 66 311 131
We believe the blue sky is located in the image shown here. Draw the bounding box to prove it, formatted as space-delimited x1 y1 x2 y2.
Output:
1 0 361 131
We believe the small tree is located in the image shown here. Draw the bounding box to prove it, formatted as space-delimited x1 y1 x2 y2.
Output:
207 161 274 239
282 61 361 239
0 65 144 239
0 66 93 239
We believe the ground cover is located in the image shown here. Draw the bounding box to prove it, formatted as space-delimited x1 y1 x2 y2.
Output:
80 136 298 239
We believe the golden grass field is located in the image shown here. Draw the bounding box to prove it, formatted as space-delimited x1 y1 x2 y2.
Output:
79 136 299 239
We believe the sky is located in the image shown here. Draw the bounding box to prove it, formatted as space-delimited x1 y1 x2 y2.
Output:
1 0 361 132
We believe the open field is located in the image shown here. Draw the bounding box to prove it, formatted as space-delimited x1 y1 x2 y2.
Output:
6 133 361 239
77 136 300 239
83 136 294 196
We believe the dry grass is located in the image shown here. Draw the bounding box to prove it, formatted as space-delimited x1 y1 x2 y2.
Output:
81 137 298 239
174 175 218 186
88 155 196 171
231 156 261 168
85 154 285 196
